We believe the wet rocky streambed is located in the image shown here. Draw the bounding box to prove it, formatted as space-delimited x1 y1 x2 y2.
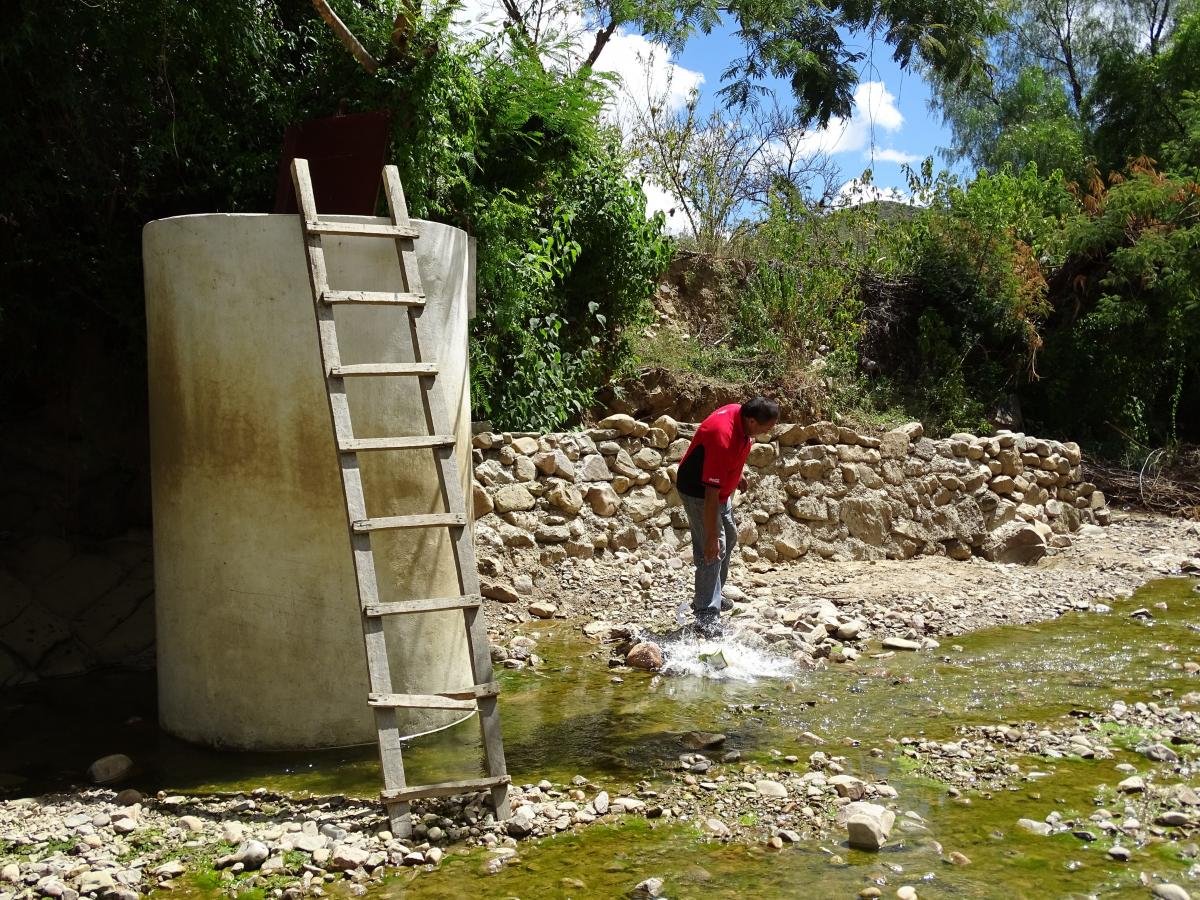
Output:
4 578 1200 899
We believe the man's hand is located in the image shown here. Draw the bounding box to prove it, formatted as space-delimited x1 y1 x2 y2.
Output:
704 531 720 562
738 475 748 493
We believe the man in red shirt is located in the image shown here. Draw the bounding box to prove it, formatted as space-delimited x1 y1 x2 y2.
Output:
676 397 780 637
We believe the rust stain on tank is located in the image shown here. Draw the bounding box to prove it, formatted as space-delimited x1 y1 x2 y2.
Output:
144 212 476 749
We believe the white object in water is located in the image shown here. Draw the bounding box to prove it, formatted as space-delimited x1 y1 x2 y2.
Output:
698 649 729 670
675 600 690 625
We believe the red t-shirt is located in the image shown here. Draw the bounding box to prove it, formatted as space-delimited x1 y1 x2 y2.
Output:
677 404 752 502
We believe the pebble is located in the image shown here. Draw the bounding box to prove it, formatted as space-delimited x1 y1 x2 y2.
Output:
86 754 134 785
681 732 726 750
175 816 200 840
754 780 788 798
114 788 143 806
704 818 731 838
632 877 665 897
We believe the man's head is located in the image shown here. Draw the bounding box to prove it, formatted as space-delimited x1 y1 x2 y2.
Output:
740 396 780 437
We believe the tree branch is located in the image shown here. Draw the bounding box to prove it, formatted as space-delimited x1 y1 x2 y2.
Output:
501 0 535 44
311 0 379 73
583 17 619 69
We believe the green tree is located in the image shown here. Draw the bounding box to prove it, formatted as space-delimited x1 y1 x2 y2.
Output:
929 0 1198 175
499 0 1001 124
1089 9 1200 172
0 0 672 431
1030 162 1200 449
624 83 838 252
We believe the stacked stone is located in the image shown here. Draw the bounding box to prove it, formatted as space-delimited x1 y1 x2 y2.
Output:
471 415 1109 584
0 533 155 688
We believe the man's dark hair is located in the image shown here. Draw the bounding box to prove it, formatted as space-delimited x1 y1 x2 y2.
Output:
742 397 780 422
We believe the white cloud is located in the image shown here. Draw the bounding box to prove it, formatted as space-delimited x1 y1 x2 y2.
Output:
869 147 921 165
446 2 703 227
595 35 703 128
449 0 508 39
832 177 911 209
449 0 702 128
796 81 905 157
639 177 691 234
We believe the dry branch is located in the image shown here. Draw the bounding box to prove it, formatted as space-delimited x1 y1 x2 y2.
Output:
311 0 379 73
1086 446 1200 519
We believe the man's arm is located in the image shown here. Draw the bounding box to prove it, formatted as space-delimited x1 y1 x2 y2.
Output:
703 485 721 562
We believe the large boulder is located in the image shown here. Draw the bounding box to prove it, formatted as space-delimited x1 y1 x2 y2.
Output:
534 450 575 481
599 413 642 436
472 482 493 518
623 486 666 523
579 454 613 482
492 484 535 514
836 801 895 850
632 447 663 470
772 522 811 560
747 443 776 467
828 774 867 800
626 641 664 671
87 753 134 784
547 483 583 515
981 520 1048 565
879 429 910 459
652 415 680 441
840 493 891 546
776 423 815 446
587 484 621 516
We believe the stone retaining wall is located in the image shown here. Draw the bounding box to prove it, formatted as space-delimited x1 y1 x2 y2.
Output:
1 414 1109 686
0 531 155 687
471 415 1110 599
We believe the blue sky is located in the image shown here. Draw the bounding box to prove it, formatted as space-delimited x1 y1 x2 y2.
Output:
670 24 960 198
454 3 966 212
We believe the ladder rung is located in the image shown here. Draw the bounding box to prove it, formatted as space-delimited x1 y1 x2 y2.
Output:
321 290 426 306
306 220 420 239
381 775 511 804
330 363 439 378
338 435 455 452
369 682 500 710
364 595 482 616
352 513 467 533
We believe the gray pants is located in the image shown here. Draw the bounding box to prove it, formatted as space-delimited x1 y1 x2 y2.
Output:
681 493 736 621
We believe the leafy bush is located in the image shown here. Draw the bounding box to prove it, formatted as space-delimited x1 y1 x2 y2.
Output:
841 163 1066 433
1029 163 1200 453
0 0 669 432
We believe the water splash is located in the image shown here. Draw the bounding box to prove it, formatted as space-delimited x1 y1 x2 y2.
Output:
657 632 796 683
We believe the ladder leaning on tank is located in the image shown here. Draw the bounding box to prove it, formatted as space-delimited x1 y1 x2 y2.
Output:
289 158 510 837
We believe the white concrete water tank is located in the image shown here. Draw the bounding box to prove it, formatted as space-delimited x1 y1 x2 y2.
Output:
144 213 477 750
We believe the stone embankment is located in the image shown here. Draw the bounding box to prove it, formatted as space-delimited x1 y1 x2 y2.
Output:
0 533 154 688
0 759 903 900
472 415 1111 604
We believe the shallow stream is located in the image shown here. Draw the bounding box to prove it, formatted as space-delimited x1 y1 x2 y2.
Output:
4 578 1199 898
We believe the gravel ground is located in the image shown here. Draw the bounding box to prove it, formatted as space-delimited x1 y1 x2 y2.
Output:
4 509 1200 900
487 510 1200 655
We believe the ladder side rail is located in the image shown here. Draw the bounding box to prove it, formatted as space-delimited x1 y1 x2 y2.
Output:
382 166 510 821
291 158 411 836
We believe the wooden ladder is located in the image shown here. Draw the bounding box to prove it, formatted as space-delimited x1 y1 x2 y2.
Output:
290 158 510 837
